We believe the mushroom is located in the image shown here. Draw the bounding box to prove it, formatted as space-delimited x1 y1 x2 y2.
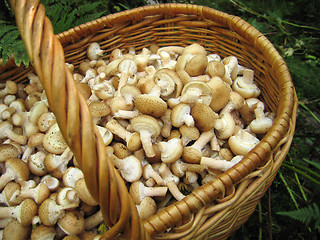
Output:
41 174 60 192
179 125 200 146
228 129 260 156
105 118 141 152
92 81 115 100
0 121 27 145
133 47 150 72
232 68 261 98
171 159 207 178
153 68 183 99
10 182 50 205
170 103 195 128
96 125 113 146
110 155 142 183
130 115 161 158
120 84 141 106
0 198 38 226
249 107 273 135
88 101 111 124
158 137 183 164
57 210 85 236
117 58 138 90
160 109 172 138
136 196 157 220
206 76 231 112
134 85 167 118
159 163 185 201
42 123 68 154
0 158 29 190
0 81 17 98
222 56 239 85
37 112 56 133
112 142 130 159
38 198 78 227
0 181 22 206
0 144 20 162
30 224 56 240
179 81 212 106
214 112 236 140
84 210 104 231
87 42 103 61
56 187 80 208
2 218 30 240
74 178 99 206
62 167 84 188
200 155 243 171
44 147 74 178
129 180 168 205
182 129 215 164
191 103 218 132
207 60 226 78
142 164 164 186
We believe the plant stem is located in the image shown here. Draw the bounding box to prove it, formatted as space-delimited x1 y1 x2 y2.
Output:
279 170 299 209
288 156 308 202
258 202 262 240
299 101 320 125
283 163 320 186
283 161 320 180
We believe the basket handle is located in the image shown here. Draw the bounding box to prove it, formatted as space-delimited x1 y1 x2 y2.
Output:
9 0 147 239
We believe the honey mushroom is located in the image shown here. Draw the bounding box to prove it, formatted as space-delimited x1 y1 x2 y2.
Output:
0 42 273 236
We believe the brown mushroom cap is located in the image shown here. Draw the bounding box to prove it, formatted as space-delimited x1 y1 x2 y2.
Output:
57 210 85 236
0 144 19 162
180 81 212 106
31 224 56 240
137 196 157 220
191 103 218 132
171 103 194 128
185 54 208 77
206 76 231 112
182 147 202 164
179 125 200 146
207 60 226 78
19 198 38 226
42 123 68 154
3 219 30 240
74 178 98 206
134 94 167 118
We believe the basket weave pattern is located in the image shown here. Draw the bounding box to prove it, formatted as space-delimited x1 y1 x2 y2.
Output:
1 1 297 239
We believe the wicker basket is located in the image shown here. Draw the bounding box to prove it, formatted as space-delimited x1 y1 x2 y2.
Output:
1 1 297 239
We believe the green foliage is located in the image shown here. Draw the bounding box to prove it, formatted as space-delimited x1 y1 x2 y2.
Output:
277 203 320 232
0 0 111 67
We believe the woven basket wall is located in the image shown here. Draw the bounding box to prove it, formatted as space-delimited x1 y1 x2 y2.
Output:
1 1 297 239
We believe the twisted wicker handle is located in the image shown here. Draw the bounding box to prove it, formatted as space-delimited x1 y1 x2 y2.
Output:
9 0 146 239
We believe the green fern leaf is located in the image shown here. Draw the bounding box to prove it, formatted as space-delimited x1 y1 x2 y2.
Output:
277 203 320 231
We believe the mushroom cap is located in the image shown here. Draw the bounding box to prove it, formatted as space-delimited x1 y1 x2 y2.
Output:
182 147 202 164
88 101 111 118
0 144 19 162
185 54 208 77
19 199 38 226
31 224 56 240
134 94 167 118
74 178 98 206
120 85 141 102
1 181 22 206
153 68 183 99
57 210 85 236
76 83 91 99
126 132 142 152
158 138 183 164
137 196 157 220
170 103 194 128
206 76 231 112
207 60 226 78
191 103 218 132
214 112 236 140
180 81 212 105
6 157 30 181
130 115 161 138
117 156 142 182
43 123 68 154
228 129 260 156
179 125 200 145
3 219 30 240
182 43 207 56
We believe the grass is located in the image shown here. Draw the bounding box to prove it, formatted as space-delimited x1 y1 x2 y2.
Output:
1 0 320 239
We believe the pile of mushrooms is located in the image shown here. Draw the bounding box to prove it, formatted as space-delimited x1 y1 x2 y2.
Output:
0 42 274 239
